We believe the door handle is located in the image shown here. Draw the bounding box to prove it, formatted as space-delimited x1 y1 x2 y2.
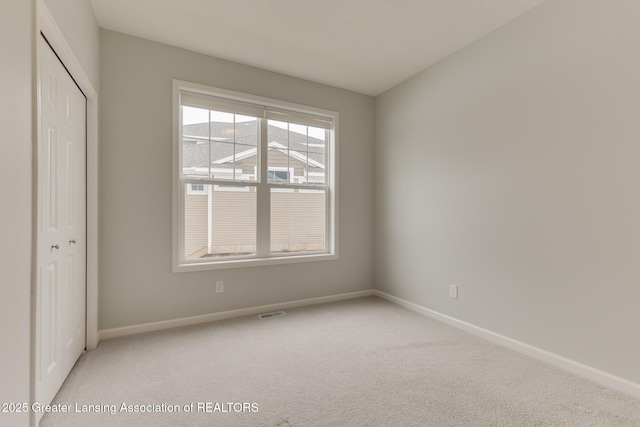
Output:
51 244 60 250
69 239 77 245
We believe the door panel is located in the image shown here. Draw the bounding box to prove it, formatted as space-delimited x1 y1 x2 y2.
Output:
41 261 59 378
36 33 87 408
62 78 86 378
47 127 58 229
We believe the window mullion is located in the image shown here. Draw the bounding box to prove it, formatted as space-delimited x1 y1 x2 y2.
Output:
257 117 270 257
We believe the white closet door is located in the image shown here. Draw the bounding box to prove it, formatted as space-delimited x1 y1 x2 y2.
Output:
36 33 87 408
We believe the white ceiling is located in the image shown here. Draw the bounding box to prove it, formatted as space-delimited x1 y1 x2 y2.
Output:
89 0 545 96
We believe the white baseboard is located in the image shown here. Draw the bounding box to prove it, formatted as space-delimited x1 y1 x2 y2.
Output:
374 290 640 399
98 289 375 341
98 288 640 399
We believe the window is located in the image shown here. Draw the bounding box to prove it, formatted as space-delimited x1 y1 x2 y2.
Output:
267 168 292 183
187 183 207 195
173 80 338 271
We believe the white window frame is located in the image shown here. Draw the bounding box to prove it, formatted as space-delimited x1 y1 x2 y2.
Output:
172 80 338 272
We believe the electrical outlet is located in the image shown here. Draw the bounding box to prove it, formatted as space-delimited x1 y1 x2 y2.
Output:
449 284 458 299
216 280 224 293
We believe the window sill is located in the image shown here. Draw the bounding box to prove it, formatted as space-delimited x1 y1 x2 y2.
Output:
172 253 338 273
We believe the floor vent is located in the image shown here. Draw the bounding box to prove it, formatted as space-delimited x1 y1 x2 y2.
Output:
259 311 286 319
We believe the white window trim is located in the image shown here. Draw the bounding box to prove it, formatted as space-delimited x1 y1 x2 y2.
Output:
172 80 339 272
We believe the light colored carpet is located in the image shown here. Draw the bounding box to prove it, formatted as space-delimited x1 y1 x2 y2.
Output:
41 296 640 426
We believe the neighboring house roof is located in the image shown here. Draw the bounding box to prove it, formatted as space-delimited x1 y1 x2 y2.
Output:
182 121 325 172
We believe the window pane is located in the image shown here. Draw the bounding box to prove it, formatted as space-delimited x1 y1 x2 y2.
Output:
210 141 235 180
182 140 210 178
210 110 234 142
267 169 290 183
307 126 326 151
182 106 210 177
267 143 291 184
271 189 325 254
307 127 326 155
235 143 258 181
235 116 258 146
289 123 307 140
209 114 258 182
184 184 256 260
306 162 325 184
268 120 326 186
183 105 209 125
288 124 307 151
267 119 288 144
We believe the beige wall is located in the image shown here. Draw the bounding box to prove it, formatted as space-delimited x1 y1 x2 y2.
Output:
99 30 375 329
0 2 33 425
43 0 100 89
375 0 640 384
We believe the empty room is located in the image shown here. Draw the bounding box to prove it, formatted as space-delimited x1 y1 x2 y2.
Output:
2 0 640 426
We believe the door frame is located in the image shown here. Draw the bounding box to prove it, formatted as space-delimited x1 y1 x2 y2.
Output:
32 1 99 417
